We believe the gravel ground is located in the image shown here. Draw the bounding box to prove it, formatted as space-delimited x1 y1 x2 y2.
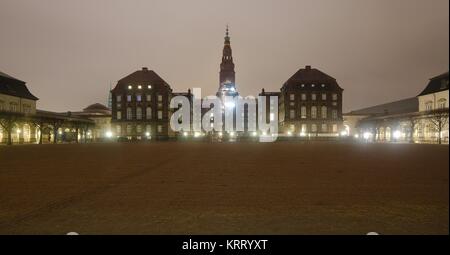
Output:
0 142 448 234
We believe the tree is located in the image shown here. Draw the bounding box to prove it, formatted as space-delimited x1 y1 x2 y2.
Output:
427 108 449 144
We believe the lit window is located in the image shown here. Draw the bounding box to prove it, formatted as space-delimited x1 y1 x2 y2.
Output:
270 113 275 121
127 95 132 102
290 94 295 100
136 107 142 120
321 124 328 132
322 93 327 100
425 101 433 111
438 99 446 109
136 94 142 102
311 124 317 132
332 124 338 133
321 106 327 119
301 94 306 100
301 106 307 119
301 124 307 132
158 110 163 119
117 111 122 120
158 95 163 102
116 102 121 108
116 125 121 135
157 125 163 133
311 106 317 119
311 94 317 100
136 125 142 133
332 93 338 101
116 95 122 102
290 102 295 106
146 94 151 101
127 107 132 120
126 125 132 134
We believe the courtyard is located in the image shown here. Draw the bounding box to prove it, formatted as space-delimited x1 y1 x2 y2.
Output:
0 142 448 234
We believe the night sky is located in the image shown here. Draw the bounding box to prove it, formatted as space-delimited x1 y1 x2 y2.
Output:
0 0 448 112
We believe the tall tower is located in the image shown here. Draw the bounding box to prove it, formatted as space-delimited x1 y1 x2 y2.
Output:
217 25 238 98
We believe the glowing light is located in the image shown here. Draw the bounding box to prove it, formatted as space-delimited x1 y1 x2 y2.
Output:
300 132 307 137
225 102 235 108
262 131 267 136
354 134 359 139
229 132 235 137
393 130 402 139
138 85 142 89
128 85 132 89
105 131 113 138
251 131 257 137
16 129 21 134
218 132 223 137
340 130 349 136
194 132 201 137
58 130 62 135
147 85 152 89
145 132 150 137
183 132 188 137
87 131 92 136
287 131 292 136
363 132 372 140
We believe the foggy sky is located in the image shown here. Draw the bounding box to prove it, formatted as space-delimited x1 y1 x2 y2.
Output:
0 0 448 112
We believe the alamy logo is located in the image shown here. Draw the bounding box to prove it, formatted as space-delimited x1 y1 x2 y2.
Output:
169 88 279 142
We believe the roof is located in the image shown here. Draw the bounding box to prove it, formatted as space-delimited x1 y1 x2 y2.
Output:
0 71 39 100
346 97 418 116
113 67 172 92
83 103 110 112
417 72 449 96
282 65 343 91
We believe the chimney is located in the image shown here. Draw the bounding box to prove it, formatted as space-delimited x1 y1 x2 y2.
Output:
142 67 148 71
305 65 311 70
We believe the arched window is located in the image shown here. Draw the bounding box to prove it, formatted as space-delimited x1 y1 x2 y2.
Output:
136 107 142 120
300 106 307 119
438 98 447 109
311 106 317 119
321 106 327 119
425 101 433 111
126 107 132 120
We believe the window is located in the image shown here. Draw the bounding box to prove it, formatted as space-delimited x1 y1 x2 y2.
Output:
289 94 295 100
425 101 433 111
157 125 163 133
136 107 142 120
438 99 446 109
301 94 306 100
289 102 295 106
311 106 317 119
127 95 132 102
126 125 132 134
146 94 151 102
290 109 295 119
332 109 338 119
158 110 163 120
127 107 132 120
311 124 317 132
9 103 18 112
117 111 122 120
146 107 152 120
301 124 307 132
301 106 307 119
136 94 142 102
332 93 338 101
321 124 328 132
321 106 327 119
332 102 337 106
116 95 122 102
136 125 142 133
332 124 338 133
311 94 316 100
116 102 121 108
22 104 31 114
270 113 275 121
158 95 163 102
116 125 121 135
322 93 327 100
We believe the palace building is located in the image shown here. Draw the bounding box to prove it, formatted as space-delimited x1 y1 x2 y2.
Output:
262 65 344 138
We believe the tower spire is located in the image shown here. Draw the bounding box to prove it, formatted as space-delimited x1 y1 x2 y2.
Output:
217 25 237 97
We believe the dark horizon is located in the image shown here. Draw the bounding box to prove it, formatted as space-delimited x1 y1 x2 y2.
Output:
0 0 448 113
